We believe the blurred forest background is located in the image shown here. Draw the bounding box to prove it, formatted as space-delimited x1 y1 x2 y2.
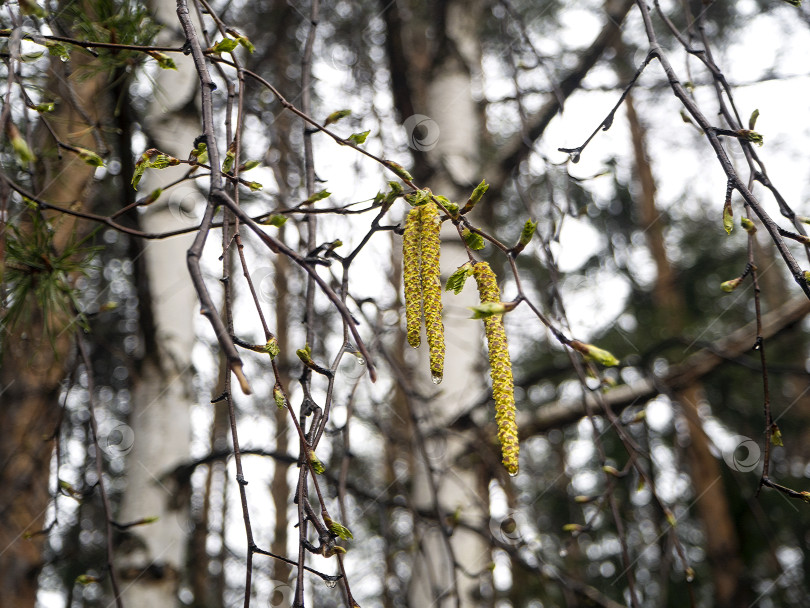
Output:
2 0 810 607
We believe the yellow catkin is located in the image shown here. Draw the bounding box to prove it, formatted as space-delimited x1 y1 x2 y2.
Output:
403 206 423 348
420 202 445 382
473 261 519 476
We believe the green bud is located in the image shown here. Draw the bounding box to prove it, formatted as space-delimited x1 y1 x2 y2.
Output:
222 149 235 173
75 574 98 585
296 345 313 365
323 109 352 127
723 200 733 235
562 523 583 533
748 109 760 130
519 220 537 247
263 338 280 358
720 277 743 292
247 181 263 192
770 424 783 447
569 340 620 367
34 102 55 113
740 217 756 233
273 386 286 409
261 214 286 227
804 271 810 284
308 449 325 474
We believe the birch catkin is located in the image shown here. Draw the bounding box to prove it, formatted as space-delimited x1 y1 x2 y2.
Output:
403 206 423 348
420 202 445 383
473 261 519 476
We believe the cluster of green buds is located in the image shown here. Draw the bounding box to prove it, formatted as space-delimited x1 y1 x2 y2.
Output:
472 262 519 476
402 200 446 382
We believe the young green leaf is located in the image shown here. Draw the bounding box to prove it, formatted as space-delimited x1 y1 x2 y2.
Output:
302 189 331 206
446 262 474 295
461 179 489 214
462 228 485 250
147 51 177 70
347 130 370 145
386 160 413 182
261 215 287 227
569 340 620 367
211 38 239 54
326 518 354 541
77 147 104 167
323 109 352 127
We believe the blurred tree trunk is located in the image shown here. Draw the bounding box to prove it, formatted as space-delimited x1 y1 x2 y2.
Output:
625 89 751 607
382 2 491 605
0 35 107 608
115 1 198 603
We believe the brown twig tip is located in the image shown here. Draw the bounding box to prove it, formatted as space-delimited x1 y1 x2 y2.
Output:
231 362 252 395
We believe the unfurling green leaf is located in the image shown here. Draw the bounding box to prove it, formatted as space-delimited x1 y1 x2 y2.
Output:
519 220 538 247
246 181 263 192
261 214 287 227
737 129 763 146
563 523 584 533
323 109 352 127
383 181 404 204
720 277 743 292
386 160 413 182
302 189 331 206
469 302 508 319
211 38 239 54
226 29 256 53
147 51 177 70
75 574 99 585
570 340 620 367
45 41 69 61
273 386 286 409
190 142 208 165
771 424 783 447
77 147 104 167
462 228 485 250
326 518 354 541
263 338 280 358
782 0 802 7
723 199 734 235
296 344 313 365
461 179 489 214
804 271 810 284
222 149 235 173
34 102 55 113
238 160 261 172
347 130 370 145
446 262 474 295
308 449 325 475
748 109 760 130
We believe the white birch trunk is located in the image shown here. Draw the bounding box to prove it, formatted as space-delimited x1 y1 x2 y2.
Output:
116 1 200 603
409 3 491 605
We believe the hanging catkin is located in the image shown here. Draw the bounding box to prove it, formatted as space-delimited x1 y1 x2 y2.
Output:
473 261 519 476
